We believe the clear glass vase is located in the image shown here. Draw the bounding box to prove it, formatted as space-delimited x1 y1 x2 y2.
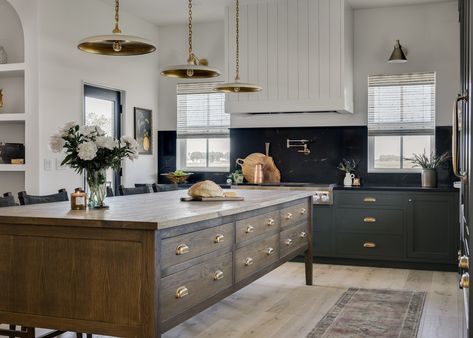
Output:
86 169 108 209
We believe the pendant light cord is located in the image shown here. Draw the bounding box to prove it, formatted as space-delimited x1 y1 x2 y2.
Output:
235 0 240 81
113 0 122 34
188 0 193 56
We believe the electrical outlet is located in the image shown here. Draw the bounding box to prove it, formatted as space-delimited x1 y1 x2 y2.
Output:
44 159 52 171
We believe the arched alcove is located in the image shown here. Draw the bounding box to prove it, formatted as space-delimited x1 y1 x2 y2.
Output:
0 0 24 63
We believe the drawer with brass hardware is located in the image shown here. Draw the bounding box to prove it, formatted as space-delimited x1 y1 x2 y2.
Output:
335 191 403 208
334 208 403 234
160 252 233 322
280 201 310 228
235 233 279 282
280 222 309 257
335 233 403 259
161 222 234 270
236 211 280 243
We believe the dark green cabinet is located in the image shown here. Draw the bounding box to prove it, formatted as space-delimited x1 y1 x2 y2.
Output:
312 205 333 256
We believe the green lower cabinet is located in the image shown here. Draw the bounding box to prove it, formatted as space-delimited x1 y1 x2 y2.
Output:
313 205 333 256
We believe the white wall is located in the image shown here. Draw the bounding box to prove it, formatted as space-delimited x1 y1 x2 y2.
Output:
158 22 225 131
37 0 160 194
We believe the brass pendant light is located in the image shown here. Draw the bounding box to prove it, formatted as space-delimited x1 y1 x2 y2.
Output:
215 0 262 93
388 40 408 63
161 0 221 79
78 0 156 56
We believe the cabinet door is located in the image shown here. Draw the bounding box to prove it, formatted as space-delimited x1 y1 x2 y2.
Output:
406 193 459 263
313 205 333 256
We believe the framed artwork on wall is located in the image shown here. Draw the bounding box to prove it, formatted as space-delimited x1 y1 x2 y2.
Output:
134 107 152 155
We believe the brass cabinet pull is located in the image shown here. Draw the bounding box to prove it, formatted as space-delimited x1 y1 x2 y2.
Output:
452 92 469 179
176 244 190 255
266 247 275 255
285 238 293 246
286 212 293 220
246 225 255 233
214 234 224 243
300 208 307 215
461 273 470 289
267 218 275 226
245 257 254 266
363 217 376 223
363 242 376 248
363 197 376 203
175 286 189 299
300 232 307 239
459 256 469 270
214 270 224 281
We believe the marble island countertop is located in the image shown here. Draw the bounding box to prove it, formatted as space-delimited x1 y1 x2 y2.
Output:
0 189 314 230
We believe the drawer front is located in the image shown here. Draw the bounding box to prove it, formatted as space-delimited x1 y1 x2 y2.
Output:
236 211 280 244
160 252 233 322
334 208 403 234
335 191 403 208
280 222 309 257
280 201 310 228
335 233 403 259
235 234 279 283
161 222 234 269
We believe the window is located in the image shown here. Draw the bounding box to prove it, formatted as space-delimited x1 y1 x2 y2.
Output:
176 83 230 171
367 72 436 172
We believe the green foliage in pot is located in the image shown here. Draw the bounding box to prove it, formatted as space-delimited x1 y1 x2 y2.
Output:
405 151 450 169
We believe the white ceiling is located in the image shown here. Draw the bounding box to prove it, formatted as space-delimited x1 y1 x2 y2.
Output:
102 0 455 26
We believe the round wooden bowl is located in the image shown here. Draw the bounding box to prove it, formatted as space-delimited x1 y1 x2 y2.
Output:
161 173 193 184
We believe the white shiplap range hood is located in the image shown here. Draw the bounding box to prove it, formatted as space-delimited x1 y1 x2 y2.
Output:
225 0 354 114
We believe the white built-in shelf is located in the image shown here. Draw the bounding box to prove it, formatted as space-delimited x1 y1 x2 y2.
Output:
0 164 26 172
0 63 25 77
0 113 26 122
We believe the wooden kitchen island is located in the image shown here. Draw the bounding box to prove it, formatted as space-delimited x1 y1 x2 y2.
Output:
0 189 313 338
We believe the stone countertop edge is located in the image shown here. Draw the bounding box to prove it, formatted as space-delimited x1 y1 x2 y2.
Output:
332 185 459 192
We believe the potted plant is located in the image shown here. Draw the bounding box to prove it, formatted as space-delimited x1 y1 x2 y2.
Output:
338 159 357 187
406 151 450 188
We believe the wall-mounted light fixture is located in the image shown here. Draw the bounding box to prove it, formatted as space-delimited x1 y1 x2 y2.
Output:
388 40 407 63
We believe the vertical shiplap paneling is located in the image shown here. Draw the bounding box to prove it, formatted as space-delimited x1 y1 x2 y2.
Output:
308 0 320 99
239 3 249 102
297 0 309 99
247 3 259 102
287 0 299 99
277 0 288 100
267 2 279 100
257 2 268 101
318 0 330 99
329 0 342 99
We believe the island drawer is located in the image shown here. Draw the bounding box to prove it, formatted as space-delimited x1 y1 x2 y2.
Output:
160 252 233 322
236 211 280 244
280 201 310 228
235 233 279 283
161 222 234 269
335 233 403 259
334 208 403 234
280 222 309 257
335 191 403 208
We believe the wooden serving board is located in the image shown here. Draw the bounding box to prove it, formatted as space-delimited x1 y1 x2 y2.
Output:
181 196 245 202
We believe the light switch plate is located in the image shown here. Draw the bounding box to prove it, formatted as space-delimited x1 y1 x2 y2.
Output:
44 159 52 171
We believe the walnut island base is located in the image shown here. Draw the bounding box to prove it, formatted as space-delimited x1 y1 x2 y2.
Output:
0 189 313 338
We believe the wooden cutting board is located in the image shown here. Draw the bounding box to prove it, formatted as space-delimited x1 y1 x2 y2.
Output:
181 196 245 202
236 153 281 183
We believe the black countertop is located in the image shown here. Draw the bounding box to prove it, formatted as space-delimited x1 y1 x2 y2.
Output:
332 185 458 193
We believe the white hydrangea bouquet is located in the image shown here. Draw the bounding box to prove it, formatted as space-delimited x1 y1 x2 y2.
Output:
50 122 139 208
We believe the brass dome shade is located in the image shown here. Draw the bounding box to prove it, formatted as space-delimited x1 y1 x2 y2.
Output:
388 40 407 63
214 0 262 93
78 0 156 56
161 0 221 79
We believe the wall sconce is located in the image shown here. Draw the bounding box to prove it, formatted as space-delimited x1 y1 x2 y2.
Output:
388 40 407 63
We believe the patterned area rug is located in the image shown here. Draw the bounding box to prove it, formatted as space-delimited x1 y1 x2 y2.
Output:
307 288 426 338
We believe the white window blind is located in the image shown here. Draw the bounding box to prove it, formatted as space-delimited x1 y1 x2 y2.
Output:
177 83 228 139
368 72 435 136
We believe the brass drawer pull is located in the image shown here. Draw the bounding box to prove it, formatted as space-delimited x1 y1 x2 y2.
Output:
300 208 307 215
245 257 254 266
176 244 190 255
363 217 376 223
461 273 470 289
267 247 275 255
300 232 307 239
175 286 189 299
286 212 293 220
214 270 224 281
267 218 275 226
459 256 469 270
363 197 376 203
214 234 225 243
285 238 293 246
246 225 255 233
363 242 376 248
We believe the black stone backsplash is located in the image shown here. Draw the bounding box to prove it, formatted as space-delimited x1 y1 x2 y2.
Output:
158 126 454 187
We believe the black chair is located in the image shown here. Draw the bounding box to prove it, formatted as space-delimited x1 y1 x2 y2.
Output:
118 185 151 196
0 192 16 207
106 186 114 197
18 189 68 205
135 183 185 193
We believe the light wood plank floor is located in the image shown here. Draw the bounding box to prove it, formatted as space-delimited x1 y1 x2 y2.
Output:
4 263 464 338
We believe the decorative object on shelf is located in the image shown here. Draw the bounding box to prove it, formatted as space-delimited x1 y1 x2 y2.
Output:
405 151 450 188
49 122 139 208
0 89 3 108
287 139 311 155
161 0 220 79
353 177 361 187
388 40 408 63
214 0 262 93
236 152 281 184
134 107 152 155
0 46 7 64
338 159 357 187
78 0 156 56
161 170 193 184
0 143 25 164
71 188 87 211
